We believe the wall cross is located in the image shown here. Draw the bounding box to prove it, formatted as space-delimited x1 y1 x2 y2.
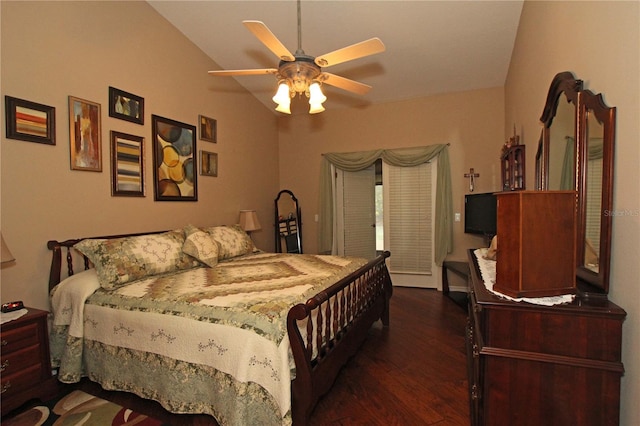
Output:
464 168 480 192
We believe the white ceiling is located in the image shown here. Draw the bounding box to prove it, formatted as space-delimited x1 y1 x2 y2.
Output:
148 1 524 114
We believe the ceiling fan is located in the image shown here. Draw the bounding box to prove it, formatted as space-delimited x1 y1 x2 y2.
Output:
208 0 385 114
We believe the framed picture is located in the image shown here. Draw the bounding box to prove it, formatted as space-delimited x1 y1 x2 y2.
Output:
200 150 218 177
111 131 145 197
199 114 217 142
152 114 197 201
69 96 102 172
109 87 144 125
5 96 56 145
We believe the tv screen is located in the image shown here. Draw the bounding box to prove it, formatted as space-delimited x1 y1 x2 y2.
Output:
464 192 497 236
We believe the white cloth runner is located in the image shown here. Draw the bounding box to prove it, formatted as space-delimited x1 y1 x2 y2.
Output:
474 249 574 306
0 308 28 324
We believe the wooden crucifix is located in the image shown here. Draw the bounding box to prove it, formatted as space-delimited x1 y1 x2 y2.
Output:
464 168 480 192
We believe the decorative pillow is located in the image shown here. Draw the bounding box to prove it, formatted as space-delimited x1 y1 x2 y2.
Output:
74 229 199 290
182 224 220 267
202 224 256 260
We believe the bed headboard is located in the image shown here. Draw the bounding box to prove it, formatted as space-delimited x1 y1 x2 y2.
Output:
47 230 167 291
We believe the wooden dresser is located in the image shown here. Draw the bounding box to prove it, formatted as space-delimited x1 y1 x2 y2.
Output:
466 250 626 426
1 307 58 416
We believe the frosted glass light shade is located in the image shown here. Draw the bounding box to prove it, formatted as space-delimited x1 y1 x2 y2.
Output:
308 82 326 104
309 102 325 114
272 83 291 105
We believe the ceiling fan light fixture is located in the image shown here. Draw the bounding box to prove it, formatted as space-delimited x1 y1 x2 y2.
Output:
308 82 327 104
275 102 292 114
272 81 291 105
309 102 325 114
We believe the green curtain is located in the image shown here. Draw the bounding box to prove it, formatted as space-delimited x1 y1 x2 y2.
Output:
559 136 575 190
318 144 453 266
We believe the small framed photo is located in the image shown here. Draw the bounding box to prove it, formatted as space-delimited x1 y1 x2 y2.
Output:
69 96 102 172
200 150 218 177
152 114 197 201
109 87 144 125
199 115 217 142
111 131 145 197
5 96 56 145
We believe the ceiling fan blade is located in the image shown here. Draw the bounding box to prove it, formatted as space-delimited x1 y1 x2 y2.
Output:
242 20 295 62
208 68 278 76
320 73 372 95
315 38 385 67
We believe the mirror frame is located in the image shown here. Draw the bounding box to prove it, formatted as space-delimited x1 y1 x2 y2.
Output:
539 71 583 191
535 132 544 190
274 189 303 254
538 72 616 295
575 89 616 294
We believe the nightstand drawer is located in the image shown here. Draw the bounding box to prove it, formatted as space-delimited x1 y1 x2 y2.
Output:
1 307 58 416
1 343 41 376
1 321 40 354
1 363 42 400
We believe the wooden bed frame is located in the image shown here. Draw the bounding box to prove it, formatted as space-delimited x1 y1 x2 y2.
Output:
47 232 393 425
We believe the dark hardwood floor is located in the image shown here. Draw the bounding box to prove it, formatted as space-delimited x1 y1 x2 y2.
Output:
32 287 471 425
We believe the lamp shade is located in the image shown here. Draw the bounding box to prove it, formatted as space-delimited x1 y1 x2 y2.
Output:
239 210 261 232
1 233 15 264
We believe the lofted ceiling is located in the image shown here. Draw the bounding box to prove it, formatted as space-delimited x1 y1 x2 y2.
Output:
148 1 524 114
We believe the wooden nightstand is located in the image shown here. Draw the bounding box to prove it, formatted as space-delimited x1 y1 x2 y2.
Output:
1 307 58 416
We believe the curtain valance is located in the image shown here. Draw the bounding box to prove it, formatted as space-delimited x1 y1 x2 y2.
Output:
319 144 453 265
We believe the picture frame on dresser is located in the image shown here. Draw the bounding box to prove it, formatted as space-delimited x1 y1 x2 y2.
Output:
110 131 145 197
151 114 197 201
68 96 102 172
4 96 56 146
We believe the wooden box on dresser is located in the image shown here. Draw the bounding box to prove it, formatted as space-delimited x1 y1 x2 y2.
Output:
1 307 58 416
466 250 626 426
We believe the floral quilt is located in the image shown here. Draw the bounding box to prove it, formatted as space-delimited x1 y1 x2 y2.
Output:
49 252 367 426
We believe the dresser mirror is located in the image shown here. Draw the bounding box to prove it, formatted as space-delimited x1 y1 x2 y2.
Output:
274 189 303 254
539 71 582 191
575 89 615 293
539 72 615 295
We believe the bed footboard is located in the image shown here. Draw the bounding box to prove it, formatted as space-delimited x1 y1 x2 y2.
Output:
287 251 392 425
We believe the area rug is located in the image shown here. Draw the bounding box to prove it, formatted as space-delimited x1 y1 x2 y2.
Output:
2 390 168 426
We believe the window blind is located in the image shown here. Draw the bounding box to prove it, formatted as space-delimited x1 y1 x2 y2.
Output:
386 162 432 274
585 157 602 253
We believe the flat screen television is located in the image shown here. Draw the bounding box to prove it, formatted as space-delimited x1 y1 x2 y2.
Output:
464 192 497 237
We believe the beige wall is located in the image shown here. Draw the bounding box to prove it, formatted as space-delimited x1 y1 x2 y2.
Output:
278 87 505 259
0 1 279 309
505 1 639 424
